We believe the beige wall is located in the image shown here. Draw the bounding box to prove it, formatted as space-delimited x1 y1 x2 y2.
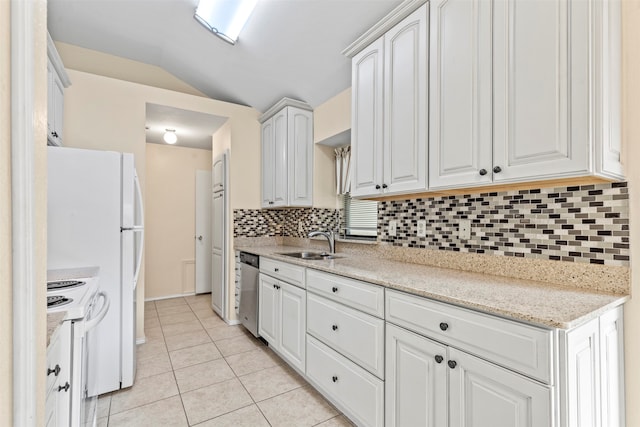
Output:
62 69 260 338
55 42 207 98
623 1 640 425
313 88 352 210
145 143 213 299
0 1 12 421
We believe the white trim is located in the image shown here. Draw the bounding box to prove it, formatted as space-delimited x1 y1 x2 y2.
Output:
259 97 312 123
223 149 230 322
136 337 146 345
225 319 241 326
144 292 197 302
46 32 71 88
11 1 38 424
341 0 428 58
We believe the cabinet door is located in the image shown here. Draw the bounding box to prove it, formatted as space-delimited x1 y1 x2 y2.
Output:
449 348 552 427
385 323 447 427
351 37 384 197
383 4 428 194
211 251 224 316
287 108 313 206
52 74 64 145
493 0 589 182
599 307 625 427
272 109 288 207
279 282 306 372
261 119 274 208
258 274 280 347
564 318 600 427
428 0 492 189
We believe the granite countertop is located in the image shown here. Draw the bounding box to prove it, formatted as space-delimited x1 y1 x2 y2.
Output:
236 245 629 329
47 312 67 347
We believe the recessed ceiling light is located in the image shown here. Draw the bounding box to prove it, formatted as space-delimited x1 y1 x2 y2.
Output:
194 0 258 45
163 129 178 144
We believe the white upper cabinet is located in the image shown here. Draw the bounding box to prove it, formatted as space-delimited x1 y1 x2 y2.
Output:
349 4 428 198
47 33 71 147
260 98 313 208
429 0 624 190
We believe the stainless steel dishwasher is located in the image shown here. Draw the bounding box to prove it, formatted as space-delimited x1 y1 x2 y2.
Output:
238 252 260 337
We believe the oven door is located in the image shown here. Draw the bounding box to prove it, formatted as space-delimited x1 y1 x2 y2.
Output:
80 292 110 426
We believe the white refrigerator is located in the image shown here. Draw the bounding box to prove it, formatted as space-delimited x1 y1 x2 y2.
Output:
48 146 144 395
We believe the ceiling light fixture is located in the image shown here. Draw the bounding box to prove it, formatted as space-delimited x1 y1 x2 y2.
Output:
163 129 178 144
194 0 258 45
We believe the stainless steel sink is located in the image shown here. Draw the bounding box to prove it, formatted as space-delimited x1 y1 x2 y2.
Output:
278 251 342 260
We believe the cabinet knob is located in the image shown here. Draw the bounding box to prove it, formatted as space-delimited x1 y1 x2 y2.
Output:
493 166 502 174
375 185 381 190
479 168 488 176
439 322 449 331
274 268 279 272
332 375 338 383
448 360 457 369
58 382 70 392
331 286 338 293
276 285 280 290
51 131 58 138
382 183 388 189
47 364 61 377
273 284 277 289
435 355 444 364
332 324 338 331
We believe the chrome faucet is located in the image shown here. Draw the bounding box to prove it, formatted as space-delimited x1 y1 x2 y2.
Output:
308 230 336 254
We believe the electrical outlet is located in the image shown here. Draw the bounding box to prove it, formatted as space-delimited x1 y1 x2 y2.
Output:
459 219 471 240
417 220 427 237
389 220 397 237
298 221 304 234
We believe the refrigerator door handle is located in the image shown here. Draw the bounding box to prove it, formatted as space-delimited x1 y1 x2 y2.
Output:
132 171 144 290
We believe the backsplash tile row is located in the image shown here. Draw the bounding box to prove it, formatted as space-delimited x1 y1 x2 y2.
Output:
234 208 339 238
378 182 630 266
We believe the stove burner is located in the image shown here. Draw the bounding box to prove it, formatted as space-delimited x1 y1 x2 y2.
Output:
47 280 85 291
47 295 73 308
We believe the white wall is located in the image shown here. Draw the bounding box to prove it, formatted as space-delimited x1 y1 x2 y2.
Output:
145 143 213 299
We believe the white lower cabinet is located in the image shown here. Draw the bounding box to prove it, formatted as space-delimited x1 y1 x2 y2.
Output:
46 321 71 427
258 272 306 373
307 336 384 427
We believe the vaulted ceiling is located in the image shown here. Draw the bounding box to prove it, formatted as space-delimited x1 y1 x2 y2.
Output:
48 0 402 112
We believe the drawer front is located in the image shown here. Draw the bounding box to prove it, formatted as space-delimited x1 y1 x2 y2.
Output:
307 336 384 427
260 258 305 288
307 293 385 378
306 269 384 317
386 289 553 384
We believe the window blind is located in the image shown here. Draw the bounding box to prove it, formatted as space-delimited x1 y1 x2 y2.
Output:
343 194 378 238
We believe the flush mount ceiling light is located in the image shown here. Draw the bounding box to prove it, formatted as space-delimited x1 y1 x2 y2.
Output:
163 129 178 144
194 0 258 45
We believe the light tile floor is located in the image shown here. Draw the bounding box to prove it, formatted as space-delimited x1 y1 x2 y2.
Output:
97 294 353 427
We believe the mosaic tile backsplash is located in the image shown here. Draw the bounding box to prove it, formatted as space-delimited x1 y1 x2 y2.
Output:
234 208 339 238
378 182 629 266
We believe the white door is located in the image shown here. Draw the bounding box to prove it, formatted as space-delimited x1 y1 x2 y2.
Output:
493 0 589 182
261 119 274 208
258 274 280 347
287 108 313 206
351 37 384 197
449 348 552 427
211 191 224 315
279 282 306 372
428 0 493 189
385 323 447 427
383 4 428 194
195 170 212 294
599 307 624 427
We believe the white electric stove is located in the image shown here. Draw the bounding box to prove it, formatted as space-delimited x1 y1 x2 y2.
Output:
47 267 109 427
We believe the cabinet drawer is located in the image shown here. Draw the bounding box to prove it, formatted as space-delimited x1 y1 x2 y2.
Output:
306 269 384 317
307 336 384 427
307 293 385 378
260 258 305 288
386 289 553 384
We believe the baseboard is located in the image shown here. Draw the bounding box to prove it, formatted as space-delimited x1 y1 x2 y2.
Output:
136 336 146 345
145 292 196 302
225 319 241 326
